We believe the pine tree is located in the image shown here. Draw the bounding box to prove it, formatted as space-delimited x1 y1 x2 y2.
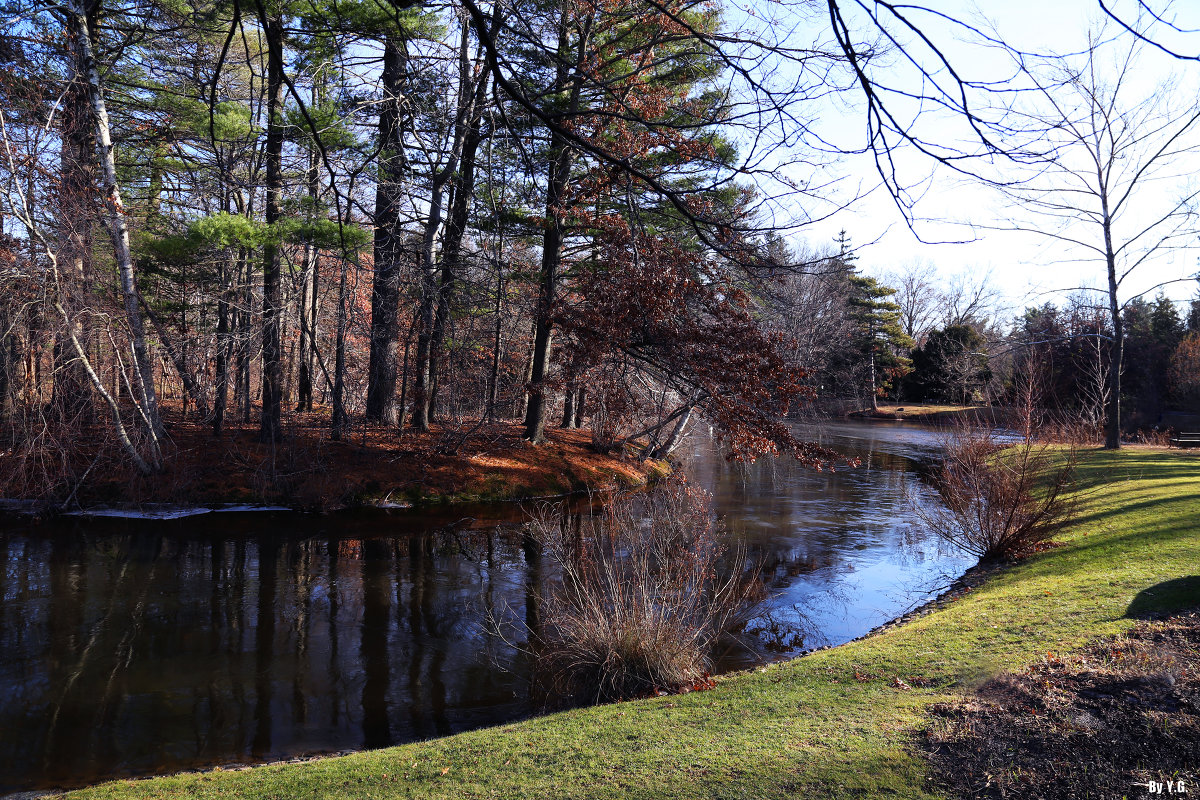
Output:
847 274 914 410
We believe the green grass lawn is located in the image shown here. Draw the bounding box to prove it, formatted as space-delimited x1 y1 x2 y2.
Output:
63 447 1200 800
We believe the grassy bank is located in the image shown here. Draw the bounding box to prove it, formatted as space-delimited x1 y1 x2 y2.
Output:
39 417 668 510
61 447 1200 799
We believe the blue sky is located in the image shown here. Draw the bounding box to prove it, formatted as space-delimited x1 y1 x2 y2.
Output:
726 0 1200 319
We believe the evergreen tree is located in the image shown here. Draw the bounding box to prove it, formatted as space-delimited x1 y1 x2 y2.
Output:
1123 294 1183 421
1186 281 1200 333
909 325 991 405
846 273 914 409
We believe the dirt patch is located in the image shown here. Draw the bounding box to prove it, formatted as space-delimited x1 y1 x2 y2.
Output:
925 611 1200 799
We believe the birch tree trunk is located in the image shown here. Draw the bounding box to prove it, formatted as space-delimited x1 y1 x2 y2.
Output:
68 0 165 454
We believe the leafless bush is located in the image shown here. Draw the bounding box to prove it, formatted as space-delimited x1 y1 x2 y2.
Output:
588 379 636 454
1134 428 1173 447
524 476 762 703
226 421 331 504
914 426 1078 562
1037 417 1103 447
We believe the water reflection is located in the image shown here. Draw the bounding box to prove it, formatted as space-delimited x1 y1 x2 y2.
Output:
0 420 968 792
0 525 533 792
686 420 968 658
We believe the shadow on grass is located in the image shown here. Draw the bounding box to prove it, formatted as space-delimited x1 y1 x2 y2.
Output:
1070 458 1200 492
1067 490 1200 532
1126 576 1200 619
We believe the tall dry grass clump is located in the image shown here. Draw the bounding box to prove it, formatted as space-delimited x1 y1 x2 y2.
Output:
914 425 1079 562
526 476 760 703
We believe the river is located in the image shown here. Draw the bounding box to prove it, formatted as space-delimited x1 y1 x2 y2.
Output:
0 419 969 792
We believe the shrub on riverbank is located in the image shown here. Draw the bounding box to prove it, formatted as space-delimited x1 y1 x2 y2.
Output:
525 477 761 702
915 427 1078 561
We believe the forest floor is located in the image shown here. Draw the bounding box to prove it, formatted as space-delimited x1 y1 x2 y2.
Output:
51 446 1200 799
47 413 670 511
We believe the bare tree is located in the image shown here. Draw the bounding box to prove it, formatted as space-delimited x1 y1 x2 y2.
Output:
937 269 1000 330
409 9 495 432
0 105 162 474
67 0 167 453
987 24 1200 448
888 259 941 344
1067 294 1113 429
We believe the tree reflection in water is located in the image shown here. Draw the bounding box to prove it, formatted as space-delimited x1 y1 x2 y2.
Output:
0 420 970 792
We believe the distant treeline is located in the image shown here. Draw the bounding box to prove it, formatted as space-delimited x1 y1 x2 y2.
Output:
762 243 1200 432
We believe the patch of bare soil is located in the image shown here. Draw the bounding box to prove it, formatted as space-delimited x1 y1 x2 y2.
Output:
926 611 1200 799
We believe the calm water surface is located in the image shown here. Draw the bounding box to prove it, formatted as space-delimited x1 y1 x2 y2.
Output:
0 420 968 791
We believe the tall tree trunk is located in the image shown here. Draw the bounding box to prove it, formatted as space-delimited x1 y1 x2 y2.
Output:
486 267 503 423
366 35 407 426
23 238 39 408
518 326 535 420
522 127 570 443
258 6 284 443
410 267 437 431
282 320 294 411
0 307 11 416
213 256 232 436
428 46 492 425
398 319 413 428
1104 238 1123 450
413 21 493 431
296 91 320 413
561 356 578 429
304 250 319 405
1104 209 1123 450
69 0 165 457
523 11 591 444
237 251 253 423
258 6 285 441
573 386 585 428
561 384 575 429
296 246 315 412
53 0 99 424
331 257 349 440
